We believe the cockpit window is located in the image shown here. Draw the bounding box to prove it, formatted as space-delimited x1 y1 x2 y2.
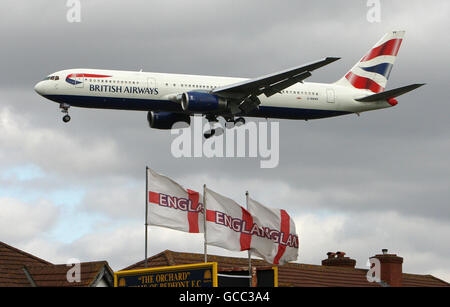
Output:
44 75 59 81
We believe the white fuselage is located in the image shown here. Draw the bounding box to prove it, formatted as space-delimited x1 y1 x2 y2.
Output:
34 68 393 120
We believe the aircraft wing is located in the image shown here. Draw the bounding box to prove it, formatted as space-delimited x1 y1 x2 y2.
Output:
212 57 340 100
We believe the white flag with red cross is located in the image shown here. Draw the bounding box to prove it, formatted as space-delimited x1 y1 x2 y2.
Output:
147 168 203 233
247 197 299 265
204 188 298 265
204 187 255 251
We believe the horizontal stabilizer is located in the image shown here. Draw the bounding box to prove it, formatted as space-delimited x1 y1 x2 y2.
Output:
355 83 425 102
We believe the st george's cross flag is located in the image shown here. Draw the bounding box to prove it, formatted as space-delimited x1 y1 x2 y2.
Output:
147 168 203 233
204 187 254 251
204 188 298 265
247 197 298 265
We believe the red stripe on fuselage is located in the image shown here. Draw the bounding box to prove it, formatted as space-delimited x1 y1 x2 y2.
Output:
66 73 112 79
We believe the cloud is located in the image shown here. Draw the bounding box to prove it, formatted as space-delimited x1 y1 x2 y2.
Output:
80 178 143 219
0 197 60 242
0 105 129 178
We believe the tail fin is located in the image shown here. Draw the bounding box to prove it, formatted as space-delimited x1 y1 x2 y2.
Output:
335 31 405 93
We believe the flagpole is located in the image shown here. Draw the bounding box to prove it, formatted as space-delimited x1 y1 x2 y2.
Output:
145 166 149 268
246 190 252 287
203 184 207 263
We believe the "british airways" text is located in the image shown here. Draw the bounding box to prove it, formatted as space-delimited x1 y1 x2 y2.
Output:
89 84 159 95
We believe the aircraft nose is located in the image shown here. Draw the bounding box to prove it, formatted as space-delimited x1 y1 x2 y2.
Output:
34 81 45 96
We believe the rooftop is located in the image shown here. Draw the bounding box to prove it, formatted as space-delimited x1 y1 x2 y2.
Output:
0 241 113 287
123 249 450 287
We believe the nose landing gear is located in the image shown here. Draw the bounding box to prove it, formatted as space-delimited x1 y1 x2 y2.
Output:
62 114 71 123
60 103 71 123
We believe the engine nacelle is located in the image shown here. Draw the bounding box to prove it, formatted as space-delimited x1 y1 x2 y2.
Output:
147 111 191 130
181 91 227 113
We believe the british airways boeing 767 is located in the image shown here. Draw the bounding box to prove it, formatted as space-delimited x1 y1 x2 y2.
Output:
34 31 424 138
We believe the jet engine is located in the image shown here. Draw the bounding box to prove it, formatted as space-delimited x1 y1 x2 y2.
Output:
147 111 191 130
181 92 227 113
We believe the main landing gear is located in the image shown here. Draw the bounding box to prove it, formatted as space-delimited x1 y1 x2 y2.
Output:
234 117 246 126
224 116 245 128
203 116 246 139
60 103 71 123
204 115 219 139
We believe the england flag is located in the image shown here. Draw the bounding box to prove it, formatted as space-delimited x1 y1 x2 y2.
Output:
247 197 298 265
147 168 203 233
204 188 298 265
204 187 253 251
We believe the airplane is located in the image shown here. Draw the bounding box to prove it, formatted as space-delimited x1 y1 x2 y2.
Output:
34 30 424 138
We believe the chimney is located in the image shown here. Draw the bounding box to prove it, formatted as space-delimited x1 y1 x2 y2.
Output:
322 251 356 268
370 249 403 287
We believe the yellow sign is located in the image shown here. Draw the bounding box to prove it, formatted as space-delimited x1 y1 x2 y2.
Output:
114 262 218 287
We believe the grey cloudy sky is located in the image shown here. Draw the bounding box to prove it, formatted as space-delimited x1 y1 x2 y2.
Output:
0 0 449 281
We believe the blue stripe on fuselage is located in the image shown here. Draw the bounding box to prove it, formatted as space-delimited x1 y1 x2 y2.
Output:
41 94 351 120
42 94 182 112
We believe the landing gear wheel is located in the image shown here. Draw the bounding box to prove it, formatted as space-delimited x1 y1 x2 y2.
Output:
62 115 71 123
204 129 216 139
235 117 246 126
60 103 71 123
224 117 235 129
214 127 224 136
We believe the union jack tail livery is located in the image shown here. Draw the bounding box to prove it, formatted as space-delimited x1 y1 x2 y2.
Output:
336 31 405 93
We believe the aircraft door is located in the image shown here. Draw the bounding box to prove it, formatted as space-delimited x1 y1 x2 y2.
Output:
326 89 335 103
